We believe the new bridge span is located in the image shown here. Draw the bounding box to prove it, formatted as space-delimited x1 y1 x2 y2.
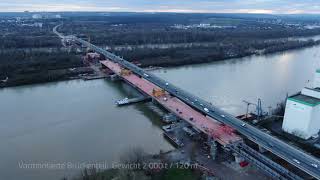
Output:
54 25 320 180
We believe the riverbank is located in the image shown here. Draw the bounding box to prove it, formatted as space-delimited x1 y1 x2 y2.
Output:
1 38 320 88
0 66 94 88
121 39 320 68
71 166 203 180
66 118 267 180
0 47 91 88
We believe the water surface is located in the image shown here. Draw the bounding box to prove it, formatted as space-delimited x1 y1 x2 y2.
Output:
153 43 320 115
0 80 173 180
1 37 320 180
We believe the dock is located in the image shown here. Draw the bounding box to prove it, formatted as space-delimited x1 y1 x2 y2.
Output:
82 75 108 81
162 124 178 132
162 113 179 123
163 132 184 148
115 96 151 106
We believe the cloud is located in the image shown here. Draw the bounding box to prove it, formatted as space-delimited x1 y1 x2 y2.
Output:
0 0 319 14
236 9 275 14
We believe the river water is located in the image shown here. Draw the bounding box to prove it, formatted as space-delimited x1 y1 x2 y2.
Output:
0 80 173 180
1 37 320 180
154 41 320 115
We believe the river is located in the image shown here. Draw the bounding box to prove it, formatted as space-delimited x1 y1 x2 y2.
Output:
0 80 173 180
153 41 320 115
1 37 320 180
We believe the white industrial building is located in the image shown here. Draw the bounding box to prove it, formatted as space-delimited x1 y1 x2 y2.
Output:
313 69 320 88
32 14 43 19
282 69 320 140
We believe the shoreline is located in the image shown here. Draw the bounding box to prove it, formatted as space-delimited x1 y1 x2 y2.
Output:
134 39 320 68
1 40 320 89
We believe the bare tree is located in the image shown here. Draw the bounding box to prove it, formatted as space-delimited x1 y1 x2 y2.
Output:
120 147 146 168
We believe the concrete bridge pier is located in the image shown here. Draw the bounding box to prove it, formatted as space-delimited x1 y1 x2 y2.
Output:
110 74 120 81
209 140 218 160
233 153 245 164
151 98 159 105
258 145 267 153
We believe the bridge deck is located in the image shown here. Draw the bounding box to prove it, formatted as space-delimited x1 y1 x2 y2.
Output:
101 60 242 146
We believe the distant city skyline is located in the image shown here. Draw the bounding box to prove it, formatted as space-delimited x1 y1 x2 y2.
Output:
0 0 320 14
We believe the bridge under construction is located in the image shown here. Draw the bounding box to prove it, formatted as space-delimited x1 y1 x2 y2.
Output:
54 25 320 180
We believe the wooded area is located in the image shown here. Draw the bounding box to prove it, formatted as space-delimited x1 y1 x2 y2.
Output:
1 13 320 86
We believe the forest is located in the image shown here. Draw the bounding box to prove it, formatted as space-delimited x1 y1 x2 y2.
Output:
1 12 320 86
58 13 320 66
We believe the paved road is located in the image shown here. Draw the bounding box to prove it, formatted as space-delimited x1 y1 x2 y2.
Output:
53 24 64 39
53 26 320 179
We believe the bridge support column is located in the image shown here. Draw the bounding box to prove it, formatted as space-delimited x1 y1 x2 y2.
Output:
151 98 157 104
258 145 267 153
209 140 217 160
233 153 244 164
110 74 120 81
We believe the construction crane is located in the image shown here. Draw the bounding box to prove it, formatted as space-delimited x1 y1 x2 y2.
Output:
242 98 264 120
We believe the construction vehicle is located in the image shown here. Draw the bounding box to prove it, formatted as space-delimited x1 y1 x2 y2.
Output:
120 68 132 76
152 88 165 97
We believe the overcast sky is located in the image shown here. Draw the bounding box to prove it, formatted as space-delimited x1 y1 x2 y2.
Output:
0 0 320 14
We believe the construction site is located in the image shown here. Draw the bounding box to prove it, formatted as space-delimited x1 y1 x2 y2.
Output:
56 26 320 179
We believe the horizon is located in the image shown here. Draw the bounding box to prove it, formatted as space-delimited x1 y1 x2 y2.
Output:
1 11 320 16
1 0 320 14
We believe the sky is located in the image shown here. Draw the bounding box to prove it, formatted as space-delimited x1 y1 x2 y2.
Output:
0 0 320 14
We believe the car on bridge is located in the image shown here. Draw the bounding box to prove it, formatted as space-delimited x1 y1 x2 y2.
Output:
293 159 300 164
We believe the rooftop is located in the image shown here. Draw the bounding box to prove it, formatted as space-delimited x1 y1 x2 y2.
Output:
305 87 320 92
288 93 320 107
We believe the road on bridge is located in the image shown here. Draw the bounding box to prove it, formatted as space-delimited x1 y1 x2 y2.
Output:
53 24 320 179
